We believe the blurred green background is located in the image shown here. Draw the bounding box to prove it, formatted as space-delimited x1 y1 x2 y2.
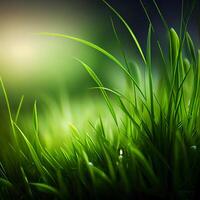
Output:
0 0 199 99
0 0 127 100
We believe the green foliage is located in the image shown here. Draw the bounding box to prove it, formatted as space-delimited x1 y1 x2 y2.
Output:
0 0 200 199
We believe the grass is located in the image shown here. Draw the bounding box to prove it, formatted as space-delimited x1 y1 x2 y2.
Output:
0 0 200 199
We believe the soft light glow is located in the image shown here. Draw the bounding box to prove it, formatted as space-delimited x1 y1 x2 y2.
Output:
3 36 36 73
8 38 35 66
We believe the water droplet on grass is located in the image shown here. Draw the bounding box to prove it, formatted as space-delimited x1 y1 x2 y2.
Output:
190 145 197 150
88 162 93 166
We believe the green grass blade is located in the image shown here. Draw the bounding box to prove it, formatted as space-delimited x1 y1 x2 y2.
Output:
20 167 33 198
0 79 17 145
38 32 145 99
92 166 111 184
14 123 46 181
102 145 116 182
139 0 155 33
110 17 130 71
170 28 180 67
152 0 169 31
32 101 62 169
15 95 24 123
0 177 12 188
119 99 140 131
30 183 59 195
179 0 184 36
129 145 158 185
186 32 196 63
102 0 146 64
75 58 118 126
146 24 155 122
82 150 95 183
33 101 39 134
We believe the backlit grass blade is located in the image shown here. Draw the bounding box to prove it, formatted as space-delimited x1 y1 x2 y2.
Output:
99 117 106 138
188 49 200 116
179 0 184 36
0 163 7 179
102 145 116 182
110 17 129 71
157 41 167 67
0 177 12 188
129 145 158 185
157 41 171 88
38 32 145 99
92 166 111 184
14 123 46 181
186 32 196 64
32 102 62 169
33 101 39 134
33 101 42 152
15 95 24 123
75 58 118 126
90 86 141 113
102 0 147 64
177 65 191 93
146 24 155 122
94 86 143 121
139 0 155 33
30 183 59 195
168 28 182 120
82 150 95 183
20 167 33 198
152 0 169 31
0 79 17 145
119 98 140 131
169 28 180 69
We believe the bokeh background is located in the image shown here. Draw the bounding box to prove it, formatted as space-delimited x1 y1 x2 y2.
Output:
0 0 199 147
0 0 199 98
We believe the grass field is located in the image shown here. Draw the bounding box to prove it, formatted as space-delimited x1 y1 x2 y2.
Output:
0 0 200 199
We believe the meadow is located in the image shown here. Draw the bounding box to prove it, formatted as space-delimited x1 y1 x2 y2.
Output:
0 0 199 199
